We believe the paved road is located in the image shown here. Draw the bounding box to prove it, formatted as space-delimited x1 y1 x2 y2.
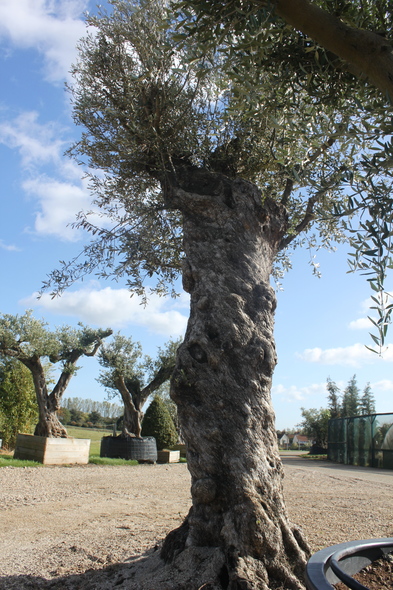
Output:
281 453 393 484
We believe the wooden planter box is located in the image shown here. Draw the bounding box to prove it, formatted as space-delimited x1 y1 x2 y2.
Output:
170 444 187 458
157 449 180 463
13 433 90 465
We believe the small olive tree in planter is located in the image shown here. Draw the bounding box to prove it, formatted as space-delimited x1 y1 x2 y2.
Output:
0 311 112 463
98 334 179 461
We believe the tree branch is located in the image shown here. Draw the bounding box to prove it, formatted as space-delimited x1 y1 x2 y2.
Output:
273 0 393 99
279 193 318 250
280 178 293 206
114 375 138 412
140 364 175 407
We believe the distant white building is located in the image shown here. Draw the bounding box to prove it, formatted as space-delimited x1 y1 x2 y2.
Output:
292 434 310 448
279 433 290 448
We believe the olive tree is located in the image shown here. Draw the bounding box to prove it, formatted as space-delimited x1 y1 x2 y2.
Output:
0 311 112 437
42 0 393 587
97 334 179 437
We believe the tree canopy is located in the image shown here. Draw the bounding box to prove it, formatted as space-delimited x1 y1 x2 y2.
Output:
173 0 393 349
42 0 393 352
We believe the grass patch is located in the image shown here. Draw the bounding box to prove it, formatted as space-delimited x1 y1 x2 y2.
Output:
89 454 139 466
1 428 189 467
0 454 40 468
66 426 118 457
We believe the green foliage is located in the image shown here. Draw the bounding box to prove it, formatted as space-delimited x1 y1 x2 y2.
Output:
359 383 376 415
303 376 377 449
0 310 59 360
0 310 112 374
58 407 71 424
175 0 393 351
341 375 360 418
155 381 179 434
88 410 102 424
0 358 38 448
61 397 123 418
0 310 112 437
39 0 393 354
141 395 178 450
69 408 87 425
299 407 331 448
43 0 361 296
98 333 145 391
325 375 376 419
326 376 341 419
98 333 179 436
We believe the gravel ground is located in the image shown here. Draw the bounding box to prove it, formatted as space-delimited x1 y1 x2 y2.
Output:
0 456 392 589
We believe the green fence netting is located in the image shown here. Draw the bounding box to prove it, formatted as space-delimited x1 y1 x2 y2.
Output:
328 413 393 468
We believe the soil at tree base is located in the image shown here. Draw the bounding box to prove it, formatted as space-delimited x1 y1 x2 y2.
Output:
0 457 392 589
335 554 393 590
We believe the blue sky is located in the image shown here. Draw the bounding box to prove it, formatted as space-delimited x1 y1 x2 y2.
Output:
0 0 392 431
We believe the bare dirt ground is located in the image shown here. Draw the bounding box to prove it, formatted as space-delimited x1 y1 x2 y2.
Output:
0 456 392 589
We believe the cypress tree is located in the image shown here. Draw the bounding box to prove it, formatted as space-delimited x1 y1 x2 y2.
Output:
341 375 360 417
141 395 178 450
359 383 376 415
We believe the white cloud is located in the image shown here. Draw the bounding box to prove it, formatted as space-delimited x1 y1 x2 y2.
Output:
21 286 189 337
23 176 90 241
0 239 21 252
298 343 393 366
0 0 88 82
348 317 376 330
349 292 393 330
272 382 327 403
371 379 393 392
0 111 67 168
0 112 98 240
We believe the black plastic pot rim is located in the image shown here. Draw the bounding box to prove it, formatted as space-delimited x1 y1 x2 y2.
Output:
305 537 393 590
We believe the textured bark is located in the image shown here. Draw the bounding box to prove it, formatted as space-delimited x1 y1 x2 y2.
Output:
115 365 175 438
21 358 68 438
115 375 142 437
274 0 393 99
161 169 310 589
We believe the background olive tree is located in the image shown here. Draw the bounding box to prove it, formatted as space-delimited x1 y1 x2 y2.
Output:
0 311 112 437
97 334 179 437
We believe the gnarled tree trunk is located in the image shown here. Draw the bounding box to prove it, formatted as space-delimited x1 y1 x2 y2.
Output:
22 358 68 438
114 375 142 437
161 169 310 589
